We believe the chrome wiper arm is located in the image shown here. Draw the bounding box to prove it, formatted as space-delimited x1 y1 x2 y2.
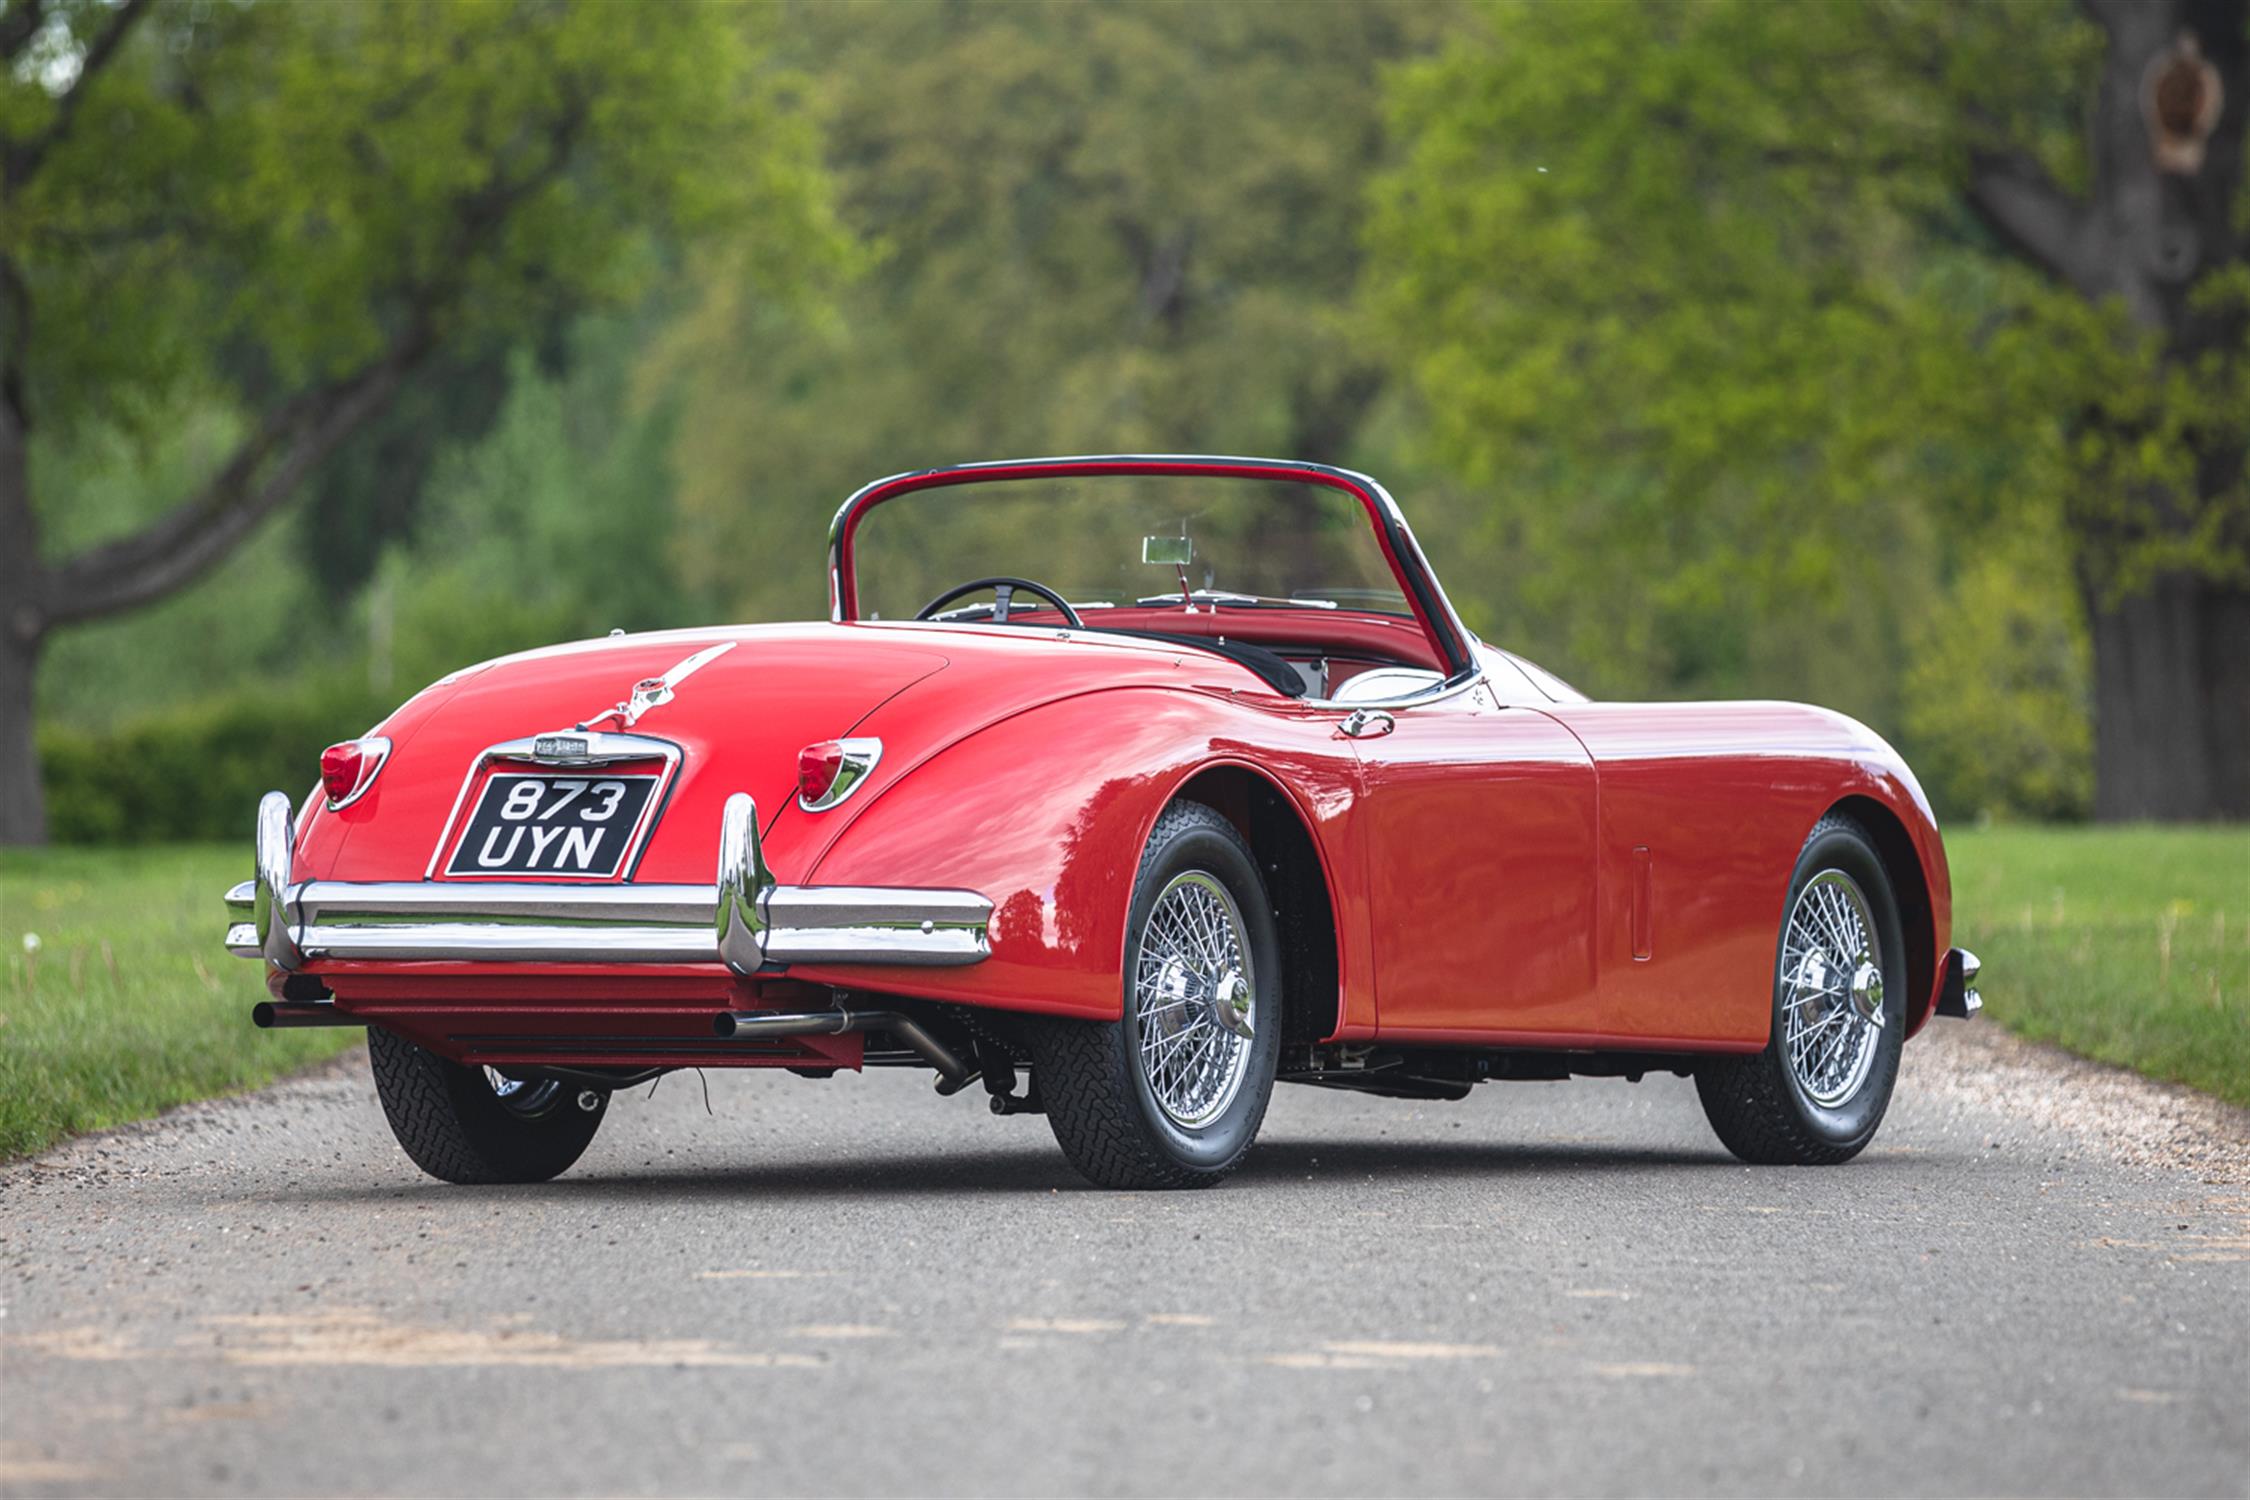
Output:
1131 590 1337 610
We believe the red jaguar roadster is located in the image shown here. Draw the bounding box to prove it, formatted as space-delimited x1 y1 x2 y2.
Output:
225 455 1981 1189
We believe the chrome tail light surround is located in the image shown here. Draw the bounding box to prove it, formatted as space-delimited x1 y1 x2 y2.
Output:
798 737 883 812
321 736 392 811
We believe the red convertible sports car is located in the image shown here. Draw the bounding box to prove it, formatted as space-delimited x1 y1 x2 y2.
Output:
225 455 1981 1189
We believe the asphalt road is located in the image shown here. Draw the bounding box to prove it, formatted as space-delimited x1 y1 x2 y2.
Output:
3 1024 2245 1498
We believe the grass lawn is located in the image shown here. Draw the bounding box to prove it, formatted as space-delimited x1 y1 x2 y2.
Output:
1946 824 2250 1109
2 827 2244 1158
0 845 360 1159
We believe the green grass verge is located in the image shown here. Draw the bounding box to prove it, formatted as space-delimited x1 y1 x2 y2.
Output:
1946 824 2250 1109
2 828 2243 1158
0 844 359 1159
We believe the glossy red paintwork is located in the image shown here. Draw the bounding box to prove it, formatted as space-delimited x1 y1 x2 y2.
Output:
285 466 1956 1071
1350 684 1602 1039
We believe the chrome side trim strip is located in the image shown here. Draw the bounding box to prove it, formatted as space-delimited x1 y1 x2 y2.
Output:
230 791 991 974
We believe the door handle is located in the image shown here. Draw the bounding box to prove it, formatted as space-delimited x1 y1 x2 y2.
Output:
1338 709 1395 739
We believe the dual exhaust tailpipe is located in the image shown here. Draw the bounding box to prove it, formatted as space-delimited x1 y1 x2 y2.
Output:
714 1008 977 1093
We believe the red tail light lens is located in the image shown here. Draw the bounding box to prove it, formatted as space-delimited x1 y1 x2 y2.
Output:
797 741 846 805
797 737 882 811
320 736 392 810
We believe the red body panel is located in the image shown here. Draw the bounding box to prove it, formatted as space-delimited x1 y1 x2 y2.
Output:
797 682 1372 1029
1544 701 1950 1041
278 461 1953 1072
293 622 1951 1063
1347 688 1602 1040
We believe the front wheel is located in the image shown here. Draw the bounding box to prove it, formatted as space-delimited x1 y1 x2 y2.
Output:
368 1028 606 1184
1696 812 1907 1165
1031 801 1282 1189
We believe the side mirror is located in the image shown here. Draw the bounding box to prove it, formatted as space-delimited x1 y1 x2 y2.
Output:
1142 535 1192 566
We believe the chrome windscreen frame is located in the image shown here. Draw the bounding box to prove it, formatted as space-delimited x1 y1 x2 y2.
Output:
226 790 993 975
825 454 1481 680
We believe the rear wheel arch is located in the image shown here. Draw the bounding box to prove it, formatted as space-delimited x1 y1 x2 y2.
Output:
1827 795 1936 1032
1170 764 1342 1049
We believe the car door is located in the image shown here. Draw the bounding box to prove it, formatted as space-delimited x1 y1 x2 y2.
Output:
1340 675 1601 1041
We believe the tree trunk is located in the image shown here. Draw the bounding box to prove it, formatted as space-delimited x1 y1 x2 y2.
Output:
0 342 44 846
1963 0 2247 819
0 624 44 846
2086 571 2250 820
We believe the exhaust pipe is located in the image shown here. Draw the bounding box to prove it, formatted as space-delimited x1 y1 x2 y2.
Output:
251 1000 366 1029
714 1008 976 1093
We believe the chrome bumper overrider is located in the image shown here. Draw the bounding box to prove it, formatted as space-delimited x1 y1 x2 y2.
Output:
1937 947 1982 1019
223 790 991 974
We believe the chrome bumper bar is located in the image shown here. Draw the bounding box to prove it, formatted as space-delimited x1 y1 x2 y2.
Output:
223 790 991 974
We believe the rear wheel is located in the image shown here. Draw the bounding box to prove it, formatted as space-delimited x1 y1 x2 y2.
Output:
1696 813 1906 1165
368 1027 606 1184
1032 801 1281 1189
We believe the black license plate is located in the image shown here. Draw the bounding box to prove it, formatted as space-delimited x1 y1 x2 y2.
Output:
444 774 660 879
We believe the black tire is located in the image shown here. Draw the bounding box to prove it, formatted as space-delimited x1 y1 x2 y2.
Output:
1696 812 1907 1165
367 1027 606 1184
1031 801 1282 1189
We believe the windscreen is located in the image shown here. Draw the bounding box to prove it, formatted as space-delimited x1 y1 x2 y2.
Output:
850 475 1412 623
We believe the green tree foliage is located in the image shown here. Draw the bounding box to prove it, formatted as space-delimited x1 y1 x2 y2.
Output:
0 0 842 841
34 315 692 838
1367 0 2247 820
648 0 1455 624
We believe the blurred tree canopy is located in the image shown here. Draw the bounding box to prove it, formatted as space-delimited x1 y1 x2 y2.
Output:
1368 0 2246 820
19 0 2230 840
650 0 1455 623
0 0 842 842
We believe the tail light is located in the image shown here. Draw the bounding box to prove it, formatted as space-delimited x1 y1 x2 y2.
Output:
319 736 392 810
797 737 883 811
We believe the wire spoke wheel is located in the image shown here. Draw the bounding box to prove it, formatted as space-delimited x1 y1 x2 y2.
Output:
1033 800 1280 1189
1133 871 1256 1129
1779 869 1886 1108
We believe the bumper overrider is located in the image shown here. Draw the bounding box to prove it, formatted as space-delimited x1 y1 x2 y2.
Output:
1937 947 1982 1019
223 790 993 975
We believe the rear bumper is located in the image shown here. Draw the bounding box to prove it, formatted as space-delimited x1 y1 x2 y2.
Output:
223 790 992 974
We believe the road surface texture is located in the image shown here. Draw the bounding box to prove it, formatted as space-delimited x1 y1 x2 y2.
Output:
3 1022 2245 1498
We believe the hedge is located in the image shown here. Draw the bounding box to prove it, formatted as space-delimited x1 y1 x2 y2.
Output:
41 681 396 845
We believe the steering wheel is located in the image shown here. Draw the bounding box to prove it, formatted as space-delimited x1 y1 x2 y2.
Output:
915 576 1085 630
